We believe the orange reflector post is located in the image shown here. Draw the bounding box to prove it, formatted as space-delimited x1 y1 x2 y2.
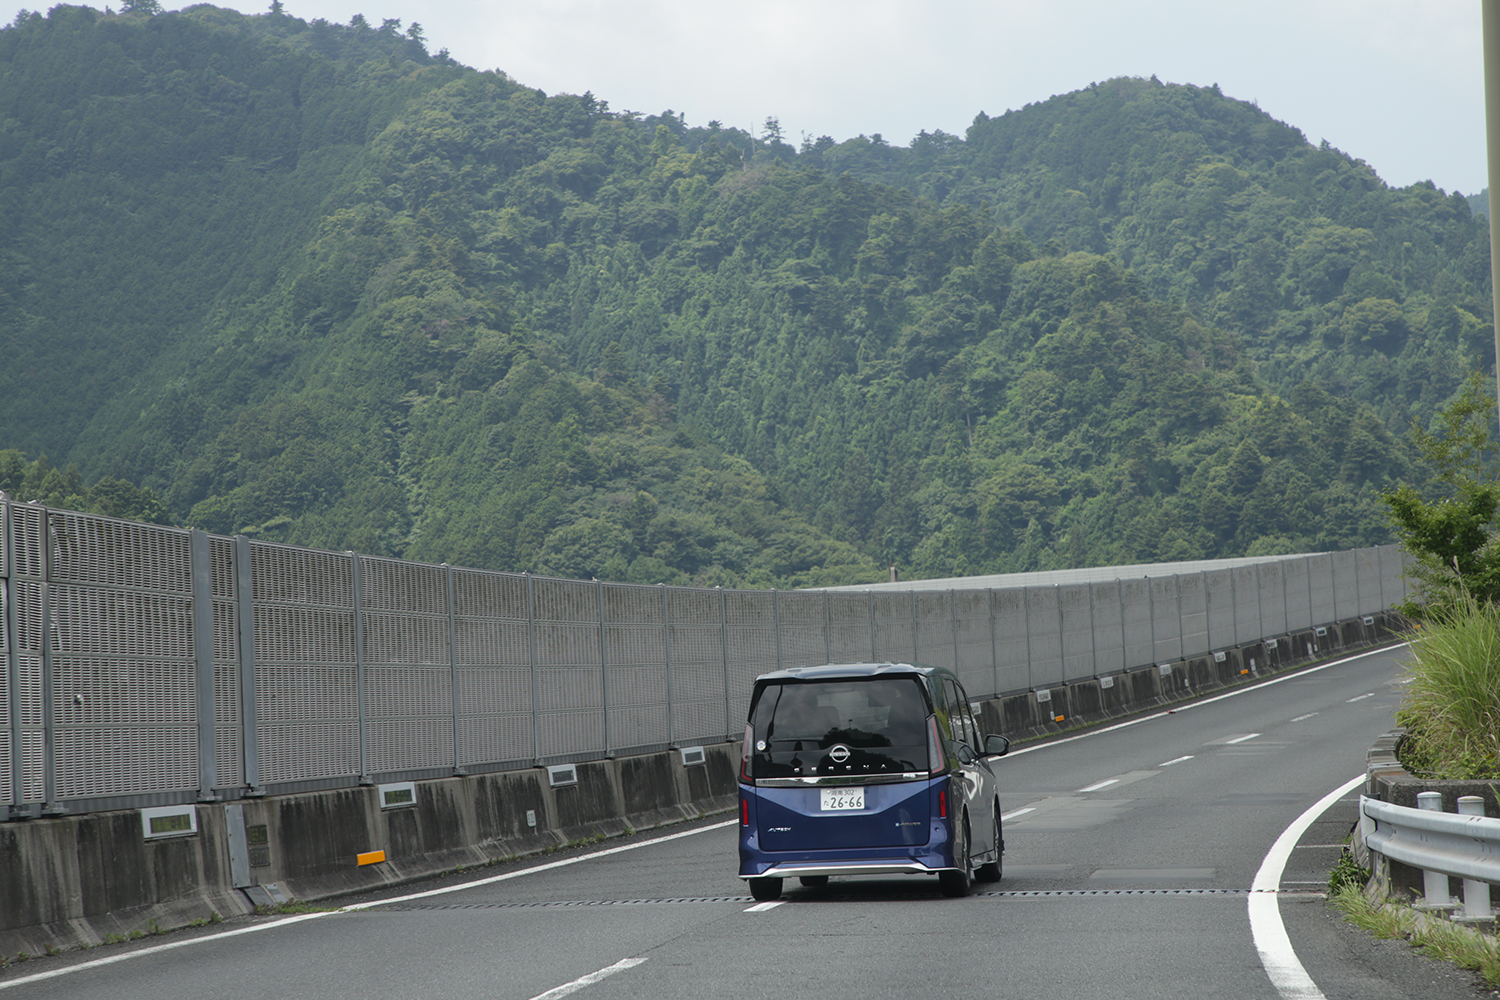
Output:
1054 715 1065 723
357 850 386 866
1240 668 1250 675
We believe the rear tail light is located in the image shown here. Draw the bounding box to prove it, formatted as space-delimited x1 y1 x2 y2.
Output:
740 723 754 784
927 715 947 775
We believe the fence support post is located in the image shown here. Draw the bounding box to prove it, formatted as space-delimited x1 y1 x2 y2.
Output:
527 573 540 764
3 499 18 818
191 530 217 802
720 588 731 739
350 552 369 784
662 584 673 748
234 536 261 794
446 565 464 776
597 579 610 758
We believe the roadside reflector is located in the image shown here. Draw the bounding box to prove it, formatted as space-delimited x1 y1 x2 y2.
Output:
741 798 749 827
939 789 947 819
1054 715 1065 723
357 850 386 866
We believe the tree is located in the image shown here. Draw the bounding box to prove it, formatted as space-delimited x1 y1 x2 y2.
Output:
1382 372 1500 614
121 0 162 12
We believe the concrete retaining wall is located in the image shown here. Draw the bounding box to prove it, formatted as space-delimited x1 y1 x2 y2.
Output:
0 610 1403 963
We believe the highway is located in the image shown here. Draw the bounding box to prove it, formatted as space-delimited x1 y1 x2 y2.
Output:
3 644 1487 999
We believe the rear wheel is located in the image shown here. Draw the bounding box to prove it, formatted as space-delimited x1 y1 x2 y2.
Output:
974 806 1003 883
797 875 829 887
748 876 783 901
938 813 971 898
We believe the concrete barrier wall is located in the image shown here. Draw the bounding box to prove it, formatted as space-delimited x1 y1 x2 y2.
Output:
0 608 1405 962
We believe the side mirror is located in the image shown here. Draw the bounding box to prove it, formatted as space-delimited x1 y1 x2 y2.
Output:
983 734 1010 758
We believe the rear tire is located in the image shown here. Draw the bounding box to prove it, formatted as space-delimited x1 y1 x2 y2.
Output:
938 813 971 898
797 875 829 887
749 876 783 901
974 806 1002 883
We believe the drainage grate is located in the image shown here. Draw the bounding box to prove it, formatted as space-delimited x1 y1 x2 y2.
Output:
375 897 754 910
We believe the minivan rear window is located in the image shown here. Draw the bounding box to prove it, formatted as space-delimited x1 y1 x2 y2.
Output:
748 677 930 779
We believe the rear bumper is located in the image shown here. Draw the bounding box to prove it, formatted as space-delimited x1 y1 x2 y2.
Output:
745 859 950 880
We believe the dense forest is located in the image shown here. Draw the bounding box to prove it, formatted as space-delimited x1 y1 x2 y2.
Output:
0 4 1492 587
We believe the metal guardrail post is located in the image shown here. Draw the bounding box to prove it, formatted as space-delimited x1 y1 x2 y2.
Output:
234 536 261 793
1457 796 1495 923
191 530 217 801
1414 792 1457 911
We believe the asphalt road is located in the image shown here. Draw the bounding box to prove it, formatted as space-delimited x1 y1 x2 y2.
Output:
4 644 1493 999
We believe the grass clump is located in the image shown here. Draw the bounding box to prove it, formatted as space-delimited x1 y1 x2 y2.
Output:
1331 885 1500 986
1395 595 1500 780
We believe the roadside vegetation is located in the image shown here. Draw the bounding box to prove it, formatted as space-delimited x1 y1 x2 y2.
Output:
1331 884 1500 987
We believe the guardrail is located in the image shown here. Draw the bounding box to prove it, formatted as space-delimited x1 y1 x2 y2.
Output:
1361 793 1500 922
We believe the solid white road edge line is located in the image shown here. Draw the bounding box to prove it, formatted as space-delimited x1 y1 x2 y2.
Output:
1005 645 1404 758
0 819 738 991
1248 774 1365 1000
526 957 649 1000
744 901 784 912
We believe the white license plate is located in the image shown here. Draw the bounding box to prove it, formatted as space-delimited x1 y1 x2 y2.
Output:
820 787 865 811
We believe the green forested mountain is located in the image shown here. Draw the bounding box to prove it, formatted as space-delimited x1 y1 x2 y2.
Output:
0 6 1491 585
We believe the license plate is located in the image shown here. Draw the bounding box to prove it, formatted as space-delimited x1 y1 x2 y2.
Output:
820 787 865 811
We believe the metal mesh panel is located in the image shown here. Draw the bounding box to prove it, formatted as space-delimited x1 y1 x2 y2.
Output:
367 714 453 774
1178 573 1208 658
1330 550 1356 621
259 723 360 783
48 511 192 594
1262 560 1293 634
871 592 915 664
50 585 193 658
913 592 954 670
724 591 777 730
778 591 829 670
992 589 1029 694
1119 578 1152 668
10 505 46 579
1025 586 1063 688
1232 564 1261 643
55 728 197 798
602 583 670 751
665 587 728 743
452 569 532 767
251 542 354 608
51 657 197 798
359 557 448 615
1352 549 1382 616
0 579 8 803
952 590 992 696
826 592 873 663
1059 584 1094 683
1090 582 1125 674
1150 576 1181 662
533 577 605 759
1307 554 1336 627
214 664 244 788
456 665 533 765
1203 569 1235 650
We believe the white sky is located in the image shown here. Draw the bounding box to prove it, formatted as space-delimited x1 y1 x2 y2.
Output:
5 1 1489 195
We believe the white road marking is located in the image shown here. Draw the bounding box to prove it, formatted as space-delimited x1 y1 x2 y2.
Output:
1248 774 1365 1000
1160 755 1195 766
1290 713 1319 722
1345 693 1374 703
1077 778 1120 792
0 820 738 991
1001 806 1036 821
744 901 784 912
1225 733 1261 745
526 957 649 1000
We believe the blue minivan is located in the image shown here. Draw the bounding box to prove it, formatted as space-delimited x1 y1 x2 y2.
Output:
737 662 1010 901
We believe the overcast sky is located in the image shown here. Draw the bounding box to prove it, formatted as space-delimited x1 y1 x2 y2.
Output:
6 1 1489 195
